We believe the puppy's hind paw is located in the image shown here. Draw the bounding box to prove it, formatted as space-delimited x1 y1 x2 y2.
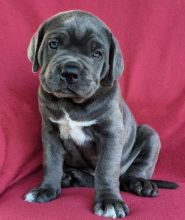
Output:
121 177 159 197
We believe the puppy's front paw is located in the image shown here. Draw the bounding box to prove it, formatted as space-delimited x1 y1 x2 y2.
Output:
94 199 129 219
24 186 61 203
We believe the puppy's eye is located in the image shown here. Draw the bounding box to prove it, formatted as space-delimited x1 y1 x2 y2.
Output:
93 50 102 58
49 41 59 49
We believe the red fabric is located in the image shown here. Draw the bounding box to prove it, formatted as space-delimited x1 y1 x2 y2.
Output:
0 171 185 220
0 0 184 219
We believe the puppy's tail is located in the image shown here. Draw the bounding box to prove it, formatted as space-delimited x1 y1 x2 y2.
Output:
152 180 179 189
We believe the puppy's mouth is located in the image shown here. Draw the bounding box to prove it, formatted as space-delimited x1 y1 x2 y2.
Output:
42 82 94 103
52 87 79 98
53 89 93 103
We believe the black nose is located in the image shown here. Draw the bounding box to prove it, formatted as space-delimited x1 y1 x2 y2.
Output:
60 61 81 83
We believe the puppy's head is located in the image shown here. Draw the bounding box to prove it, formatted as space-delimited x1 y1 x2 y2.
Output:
28 10 124 103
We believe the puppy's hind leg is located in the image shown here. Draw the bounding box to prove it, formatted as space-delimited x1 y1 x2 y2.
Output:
62 168 94 187
120 125 161 197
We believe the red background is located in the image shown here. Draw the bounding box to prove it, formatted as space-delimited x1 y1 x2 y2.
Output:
0 0 185 219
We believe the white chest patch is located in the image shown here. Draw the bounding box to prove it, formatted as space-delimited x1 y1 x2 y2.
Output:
50 112 96 146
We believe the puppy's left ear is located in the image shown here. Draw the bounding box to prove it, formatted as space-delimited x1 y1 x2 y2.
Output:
27 22 46 73
102 35 124 87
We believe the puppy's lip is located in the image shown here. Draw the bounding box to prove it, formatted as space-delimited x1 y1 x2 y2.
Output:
53 92 72 98
43 80 94 99
72 88 95 103
53 88 93 101
42 80 75 97
52 89 76 98
72 97 86 103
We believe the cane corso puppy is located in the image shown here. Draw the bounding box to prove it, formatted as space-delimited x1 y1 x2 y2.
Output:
24 10 178 218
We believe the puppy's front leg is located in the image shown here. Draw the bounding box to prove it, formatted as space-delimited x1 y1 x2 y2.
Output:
94 123 129 218
24 121 65 203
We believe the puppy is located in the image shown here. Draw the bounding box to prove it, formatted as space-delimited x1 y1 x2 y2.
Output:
24 10 178 218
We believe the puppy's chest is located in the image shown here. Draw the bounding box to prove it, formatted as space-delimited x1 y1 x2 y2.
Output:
50 112 96 146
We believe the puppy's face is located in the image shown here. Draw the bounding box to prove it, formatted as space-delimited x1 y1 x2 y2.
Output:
41 18 110 101
28 11 124 102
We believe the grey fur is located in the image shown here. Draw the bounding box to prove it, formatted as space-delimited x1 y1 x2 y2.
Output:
24 10 177 218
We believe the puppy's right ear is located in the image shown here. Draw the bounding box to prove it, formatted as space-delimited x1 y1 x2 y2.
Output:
27 22 46 72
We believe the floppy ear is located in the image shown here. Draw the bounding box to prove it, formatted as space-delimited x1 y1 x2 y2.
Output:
102 35 124 87
27 23 46 72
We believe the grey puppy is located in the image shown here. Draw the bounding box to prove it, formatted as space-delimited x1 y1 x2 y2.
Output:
24 10 178 218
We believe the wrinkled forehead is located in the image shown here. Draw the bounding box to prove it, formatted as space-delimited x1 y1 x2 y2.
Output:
44 11 111 45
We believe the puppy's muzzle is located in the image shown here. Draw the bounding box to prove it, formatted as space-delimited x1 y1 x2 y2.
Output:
59 61 82 84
